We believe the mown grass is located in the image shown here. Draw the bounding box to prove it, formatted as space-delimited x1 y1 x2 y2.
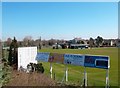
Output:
39 47 118 86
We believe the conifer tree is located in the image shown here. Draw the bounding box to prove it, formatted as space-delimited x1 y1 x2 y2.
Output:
8 37 18 69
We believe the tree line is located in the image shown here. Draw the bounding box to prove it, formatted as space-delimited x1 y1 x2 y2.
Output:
2 36 119 49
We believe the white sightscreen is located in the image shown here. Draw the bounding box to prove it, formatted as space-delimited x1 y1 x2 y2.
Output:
18 47 37 70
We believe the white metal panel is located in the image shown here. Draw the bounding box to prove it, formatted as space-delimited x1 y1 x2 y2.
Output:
18 47 37 70
30 47 37 63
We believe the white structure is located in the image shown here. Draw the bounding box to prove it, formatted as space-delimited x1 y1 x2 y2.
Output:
110 40 113 46
18 47 37 70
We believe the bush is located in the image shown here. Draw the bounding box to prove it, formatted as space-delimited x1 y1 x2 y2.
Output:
35 63 44 73
2 58 7 63
27 63 44 73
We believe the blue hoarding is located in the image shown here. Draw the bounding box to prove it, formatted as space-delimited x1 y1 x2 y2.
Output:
84 55 110 69
64 54 84 66
36 52 50 62
35 52 110 69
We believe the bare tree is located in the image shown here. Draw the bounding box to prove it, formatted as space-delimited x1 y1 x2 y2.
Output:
6 37 12 46
89 37 94 48
48 38 57 46
42 39 47 46
23 36 33 46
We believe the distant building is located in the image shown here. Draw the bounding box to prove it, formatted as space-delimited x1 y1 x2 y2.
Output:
69 37 88 44
103 39 116 47
52 44 62 49
70 44 89 49
116 38 120 47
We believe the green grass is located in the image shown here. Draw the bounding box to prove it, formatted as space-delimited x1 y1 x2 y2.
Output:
38 47 118 86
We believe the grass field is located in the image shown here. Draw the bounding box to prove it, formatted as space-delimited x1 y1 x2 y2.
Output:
39 47 118 86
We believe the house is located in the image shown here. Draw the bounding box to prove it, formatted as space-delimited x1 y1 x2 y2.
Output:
103 39 116 47
70 44 89 49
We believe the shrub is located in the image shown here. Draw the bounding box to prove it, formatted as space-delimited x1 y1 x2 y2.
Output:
27 63 44 73
35 63 44 73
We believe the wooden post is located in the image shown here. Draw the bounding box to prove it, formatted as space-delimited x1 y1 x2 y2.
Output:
106 69 109 88
50 63 52 79
65 65 68 82
83 67 87 87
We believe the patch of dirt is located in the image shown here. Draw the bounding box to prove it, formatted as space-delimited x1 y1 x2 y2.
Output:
5 70 56 86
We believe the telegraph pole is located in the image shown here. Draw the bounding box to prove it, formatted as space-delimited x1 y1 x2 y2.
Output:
39 36 41 49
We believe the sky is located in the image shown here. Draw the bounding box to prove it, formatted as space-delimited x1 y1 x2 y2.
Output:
2 2 118 41
1 0 119 2
0 2 2 40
